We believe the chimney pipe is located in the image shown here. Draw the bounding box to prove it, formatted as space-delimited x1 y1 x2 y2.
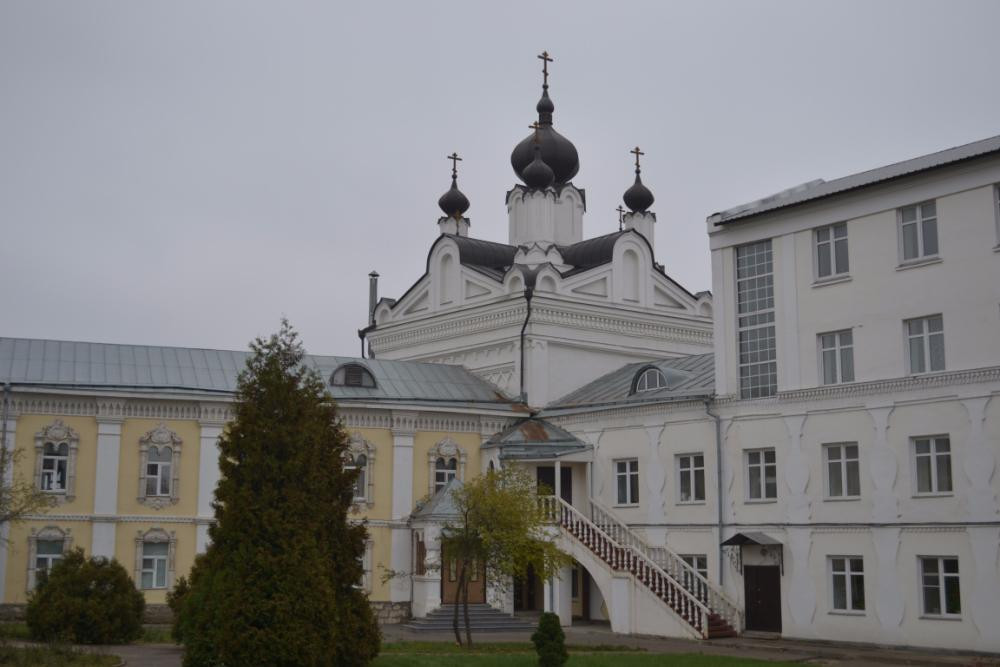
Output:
368 271 379 326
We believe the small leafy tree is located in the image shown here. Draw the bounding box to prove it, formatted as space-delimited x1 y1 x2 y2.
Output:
441 467 570 648
174 321 380 666
0 389 55 537
532 612 568 667
26 548 145 644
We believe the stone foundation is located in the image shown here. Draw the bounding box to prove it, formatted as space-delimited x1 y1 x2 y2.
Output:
372 601 411 624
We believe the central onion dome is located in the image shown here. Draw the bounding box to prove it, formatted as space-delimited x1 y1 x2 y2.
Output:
511 88 580 185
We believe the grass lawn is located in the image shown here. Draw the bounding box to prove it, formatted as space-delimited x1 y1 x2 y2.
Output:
0 622 172 645
0 644 119 666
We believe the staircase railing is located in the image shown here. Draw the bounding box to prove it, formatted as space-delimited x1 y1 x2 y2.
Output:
587 496 742 633
540 496 715 638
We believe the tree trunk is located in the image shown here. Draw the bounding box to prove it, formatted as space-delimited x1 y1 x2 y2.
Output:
462 559 473 648
452 560 465 647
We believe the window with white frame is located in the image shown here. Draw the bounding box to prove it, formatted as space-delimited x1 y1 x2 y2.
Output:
428 439 466 496
137 423 182 509
913 436 952 495
899 201 938 261
905 315 945 374
615 459 639 505
815 222 849 278
145 447 172 497
34 420 79 501
819 330 854 384
26 526 72 591
681 554 709 600
677 454 705 503
435 456 457 492
920 556 961 616
736 240 777 398
134 528 175 591
634 367 667 393
746 449 777 501
830 557 865 612
345 434 376 507
824 443 860 499
40 442 68 492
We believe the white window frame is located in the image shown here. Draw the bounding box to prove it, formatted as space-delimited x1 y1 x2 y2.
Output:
829 556 865 614
823 443 860 500
818 329 855 385
745 448 777 502
33 420 79 502
919 556 961 618
676 453 706 504
814 222 849 280
736 240 777 399
897 200 939 263
137 423 182 510
346 434 376 508
134 528 176 591
26 526 72 591
905 315 945 375
912 436 952 496
634 367 667 393
428 438 466 496
614 458 639 506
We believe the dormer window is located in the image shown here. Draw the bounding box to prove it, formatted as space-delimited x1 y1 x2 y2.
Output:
331 363 376 388
633 367 667 393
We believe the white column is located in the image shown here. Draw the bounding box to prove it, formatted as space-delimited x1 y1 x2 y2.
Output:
0 415 17 602
195 422 223 554
775 234 801 391
91 418 122 558
389 412 416 603
554 459 561 500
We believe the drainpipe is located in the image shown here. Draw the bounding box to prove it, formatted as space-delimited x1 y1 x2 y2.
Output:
1 383 11 481
518 286 534 404
703 397 724 586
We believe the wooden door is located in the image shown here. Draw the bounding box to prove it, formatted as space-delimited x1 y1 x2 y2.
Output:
744 565 782 632
441 549 486 605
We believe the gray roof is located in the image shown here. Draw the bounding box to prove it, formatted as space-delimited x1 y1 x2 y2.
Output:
710 133 1000 225
410 478 463 521
0 337 513 406
483 418 590 460
543 353 715 412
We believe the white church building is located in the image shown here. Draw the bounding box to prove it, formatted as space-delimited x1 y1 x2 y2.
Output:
1 55 998 653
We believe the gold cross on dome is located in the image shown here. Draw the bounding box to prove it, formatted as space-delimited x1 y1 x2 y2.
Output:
537 51 553 87
529 121 543 143
630 146 645 170
447 152 462 178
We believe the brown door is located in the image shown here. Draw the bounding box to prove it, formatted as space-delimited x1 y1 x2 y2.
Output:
744 565 782 632
441 549 486 605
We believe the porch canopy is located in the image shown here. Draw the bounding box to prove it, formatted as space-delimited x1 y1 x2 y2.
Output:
720 532 782 547
483 417 591 461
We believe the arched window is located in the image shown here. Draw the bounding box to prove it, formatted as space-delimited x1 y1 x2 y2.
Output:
427 438 466 495
34 420 80 502
138 423 182 509
331 363 376 388
345 434 376 508
633 367 668 393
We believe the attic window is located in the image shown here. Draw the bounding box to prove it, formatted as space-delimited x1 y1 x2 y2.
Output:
633 367 667 394
331 363 376 388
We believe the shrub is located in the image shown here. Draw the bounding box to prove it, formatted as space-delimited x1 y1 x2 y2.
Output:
531 612 568 667
26 548 145 644
165 574 191 642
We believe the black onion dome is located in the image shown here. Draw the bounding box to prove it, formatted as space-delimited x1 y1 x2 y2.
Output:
623 173 654 213
521 145 555 190
438 176 470 219
511 90 579 185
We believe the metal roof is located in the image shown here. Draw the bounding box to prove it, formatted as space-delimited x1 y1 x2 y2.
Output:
410 478 463 521
543 353 715 412
0 337 512 405
483 417 590 460
710 133 1000 225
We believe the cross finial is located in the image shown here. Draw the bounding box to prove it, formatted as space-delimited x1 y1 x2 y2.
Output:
447 152 462 179
529 121 542 143
537 51 553 88
630 146 645 171
616 205 626 231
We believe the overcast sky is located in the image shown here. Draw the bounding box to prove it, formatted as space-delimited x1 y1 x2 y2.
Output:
3 1 999 356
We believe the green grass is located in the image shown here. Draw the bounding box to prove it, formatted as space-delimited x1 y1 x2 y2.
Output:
0 644 119 666
0 622 173 645
381 642 642 654
374 654 798 666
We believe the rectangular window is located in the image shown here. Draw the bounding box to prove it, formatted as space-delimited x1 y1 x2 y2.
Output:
140 542 169 590
35 539 64 579
906 315 944 374
819 330 855 384
913 436 952 495
920 557 961 616
746 448 777 501
899 201 938 261
677 454 705 503
830 557 865 612
736 240 777 398
815 222 849 278
615 459 639 505
824 443 861 499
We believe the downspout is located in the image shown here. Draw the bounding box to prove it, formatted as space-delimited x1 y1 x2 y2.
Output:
703 397 724 586
518 286 534 404
1 383 11 483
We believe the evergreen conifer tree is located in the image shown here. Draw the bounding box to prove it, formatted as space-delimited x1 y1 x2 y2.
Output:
176 321 380 667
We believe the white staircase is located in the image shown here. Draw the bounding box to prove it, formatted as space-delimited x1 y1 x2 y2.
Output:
542 496 742 639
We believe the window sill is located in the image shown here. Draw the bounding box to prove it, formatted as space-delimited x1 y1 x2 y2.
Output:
823 496 861 502
896 256 942 272
913 492 954 499
744 498 778 504
677 500 707 506
812 274 852 288
919 614 962 621
614 503 640 509
828 610 866 617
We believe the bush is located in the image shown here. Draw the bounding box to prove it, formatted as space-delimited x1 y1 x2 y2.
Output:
531 612 568 667
165 574 191 642
26 548 145 644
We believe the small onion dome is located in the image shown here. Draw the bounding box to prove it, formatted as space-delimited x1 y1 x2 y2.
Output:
521 144 555 190
438 176 470 219
510 90 580 185
624 172 654 213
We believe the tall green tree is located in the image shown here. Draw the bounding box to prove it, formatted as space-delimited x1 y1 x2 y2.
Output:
442 467 570 648
175 321 379 667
